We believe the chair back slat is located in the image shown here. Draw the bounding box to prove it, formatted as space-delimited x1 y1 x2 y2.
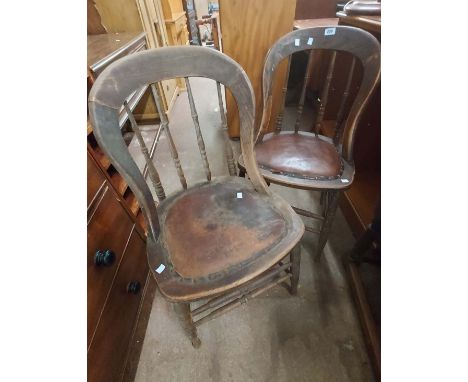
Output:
215 81 237 176
258 26 380 162
150 83 188 190
294 51 315 133
89 46 268 241
123 100 166 202
333 56 356 146
313 51 337 135
185 77 212 181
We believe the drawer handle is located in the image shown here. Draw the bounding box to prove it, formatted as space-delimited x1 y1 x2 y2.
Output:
94 249 116 267
127 281 141 295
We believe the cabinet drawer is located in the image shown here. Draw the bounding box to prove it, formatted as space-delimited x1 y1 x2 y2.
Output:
87 187 134 345
87 153 106 208
88 228 148 382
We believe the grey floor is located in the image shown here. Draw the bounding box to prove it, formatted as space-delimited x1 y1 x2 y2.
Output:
130 78 374 382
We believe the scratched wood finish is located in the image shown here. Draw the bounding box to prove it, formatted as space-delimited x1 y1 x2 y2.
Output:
219 0 296 137
89 46 304 347
239 26 380 259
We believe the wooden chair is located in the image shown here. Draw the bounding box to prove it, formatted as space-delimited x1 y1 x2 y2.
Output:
238 26 380 259
88 46 304 348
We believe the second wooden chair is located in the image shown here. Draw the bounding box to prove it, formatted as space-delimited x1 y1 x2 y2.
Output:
238 26 380 259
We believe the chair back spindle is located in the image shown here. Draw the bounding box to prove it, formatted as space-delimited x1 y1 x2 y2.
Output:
215 81 237 176
313 51 337 136
123 100 166 201
185 77 212 181
294 51 314 133
333 56 356 146
150 83 188 190
274 57 291 134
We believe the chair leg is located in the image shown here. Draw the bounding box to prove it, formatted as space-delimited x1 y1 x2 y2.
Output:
289 244 301 295
315 190 341 261
173 302 201 348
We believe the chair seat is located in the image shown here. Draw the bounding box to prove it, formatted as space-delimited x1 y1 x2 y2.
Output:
255 132 342 178
146 176 304 301
238 131 355 190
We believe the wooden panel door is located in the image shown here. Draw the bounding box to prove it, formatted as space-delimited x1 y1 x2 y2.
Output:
135 0 179 110
219 0 296 138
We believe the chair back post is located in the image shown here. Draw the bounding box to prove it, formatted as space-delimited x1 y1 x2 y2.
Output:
257 26 380 162
89 46 269 241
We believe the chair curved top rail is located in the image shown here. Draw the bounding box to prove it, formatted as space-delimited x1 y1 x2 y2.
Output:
258 26 380 162
89 46 269 241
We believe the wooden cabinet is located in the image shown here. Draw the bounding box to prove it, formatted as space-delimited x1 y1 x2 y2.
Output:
87 151 156 382
87 31 158 381
219 0 296 138
88 32 153 124
93 0 180 113
88 32 153 227
87 179 134 343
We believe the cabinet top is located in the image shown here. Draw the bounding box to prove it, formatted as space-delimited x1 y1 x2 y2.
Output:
87 32 146 70
336 12 381 34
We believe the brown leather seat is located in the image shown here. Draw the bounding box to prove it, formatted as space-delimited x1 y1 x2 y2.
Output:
255 132 342 179
159 177 289 280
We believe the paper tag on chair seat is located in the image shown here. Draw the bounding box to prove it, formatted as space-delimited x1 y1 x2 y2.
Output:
236 192 243 199
155 264 166 274
294 38 300 46
341 179 349 183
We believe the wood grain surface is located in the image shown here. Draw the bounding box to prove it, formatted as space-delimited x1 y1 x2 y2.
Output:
219 0 296 137
95 0 144 32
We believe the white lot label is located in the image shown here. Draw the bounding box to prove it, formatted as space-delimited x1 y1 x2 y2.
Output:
294 38 300 46
341 179 349 183
307 37 314 45
155 264 166 274
325 27 336 36
236 192 243 199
